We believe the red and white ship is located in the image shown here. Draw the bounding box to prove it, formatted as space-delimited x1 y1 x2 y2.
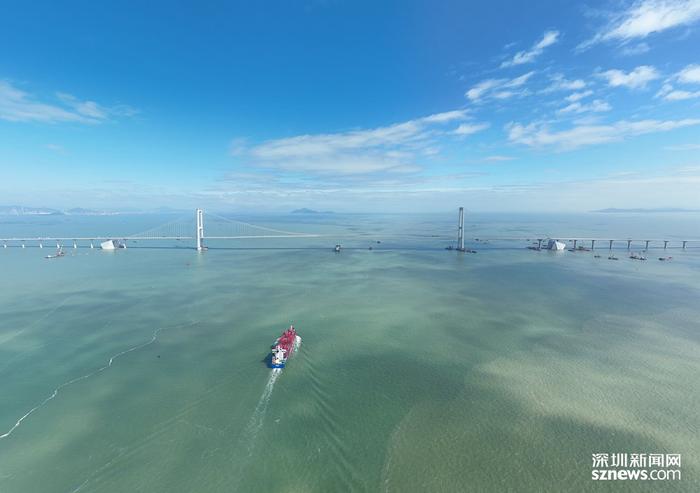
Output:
269 325 300 369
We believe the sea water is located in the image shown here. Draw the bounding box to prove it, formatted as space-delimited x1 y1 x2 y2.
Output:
0 212 698 492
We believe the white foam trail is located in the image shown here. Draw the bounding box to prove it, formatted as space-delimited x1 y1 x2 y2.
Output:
0 321 198 440
241 368 281 453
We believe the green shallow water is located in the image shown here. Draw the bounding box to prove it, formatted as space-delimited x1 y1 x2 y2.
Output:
1 216 699 492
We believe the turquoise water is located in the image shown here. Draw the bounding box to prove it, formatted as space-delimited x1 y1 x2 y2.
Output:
0 213 699 492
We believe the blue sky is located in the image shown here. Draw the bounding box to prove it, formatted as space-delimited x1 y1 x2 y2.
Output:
1 0 700 212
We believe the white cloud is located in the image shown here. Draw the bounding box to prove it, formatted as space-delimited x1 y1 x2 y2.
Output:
501 30 560 67
655 64 700 100
503 71 535 87
465 79 503 101
661 88 700 99
241 109 481 176
465 72 534 102
507 118 700 150
620 42 651 55
580 0 700 49
557 99 612 115
454 122 490 135
677 63 700 83
543 74 586 92
656 80 700 100
0 80 135 124
598 65 660 88
565 90 594 102
421 109 470 123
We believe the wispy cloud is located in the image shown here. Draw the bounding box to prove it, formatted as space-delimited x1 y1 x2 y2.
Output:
656 83 700 100
542 74 586 92
0 80 137 124
507 118 700 150
598 65 660 88
501 30 560 68
454 122 490 135
655 63 700 100
677 63 700 83
466 72 535 102
620 42 651 55
580 0 700 50
565 90 594 102
236 109 484 176
557 99 612 115
483 155 515 162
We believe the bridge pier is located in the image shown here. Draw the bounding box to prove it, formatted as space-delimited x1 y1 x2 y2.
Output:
196 208 204 251
573 239 577 249
537 239 542 249
645 240 650 250
591 240 595 250
457 207 464 251
664 240 668 250
627 240 631 250
3 241 6 248
73 240 77 249
683 241 687 249
609 240 613 250
21 241 25 249
90 241 94 249
39 241 43 249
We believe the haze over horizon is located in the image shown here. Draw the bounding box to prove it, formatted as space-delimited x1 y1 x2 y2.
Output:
2 0 700 212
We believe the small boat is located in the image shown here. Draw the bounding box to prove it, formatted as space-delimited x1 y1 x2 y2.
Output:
45 248 65 259
658 256 673 261
269 325 300 369
334 244 341 253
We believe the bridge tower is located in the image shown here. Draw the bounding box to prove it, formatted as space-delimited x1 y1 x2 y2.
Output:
196 208 204 251
457 207 465 252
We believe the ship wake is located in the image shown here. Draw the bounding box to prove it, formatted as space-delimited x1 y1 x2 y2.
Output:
241 368 281 453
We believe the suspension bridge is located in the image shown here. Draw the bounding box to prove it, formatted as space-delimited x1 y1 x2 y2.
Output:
0 208 454 251
0 207 697 251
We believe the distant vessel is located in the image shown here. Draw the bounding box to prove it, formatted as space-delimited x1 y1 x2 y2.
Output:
44 247 65 259
269 326 300 369
334 244 341 253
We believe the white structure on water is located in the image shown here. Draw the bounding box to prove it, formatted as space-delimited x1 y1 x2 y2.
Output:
101 239 117 250
547 239 566 251
100 239 125 250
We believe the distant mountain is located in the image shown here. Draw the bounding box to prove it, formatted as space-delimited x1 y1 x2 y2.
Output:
64 208 116 215
0 205 63 215
594 208 700 213
0 205 122 216
291 208 334 214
